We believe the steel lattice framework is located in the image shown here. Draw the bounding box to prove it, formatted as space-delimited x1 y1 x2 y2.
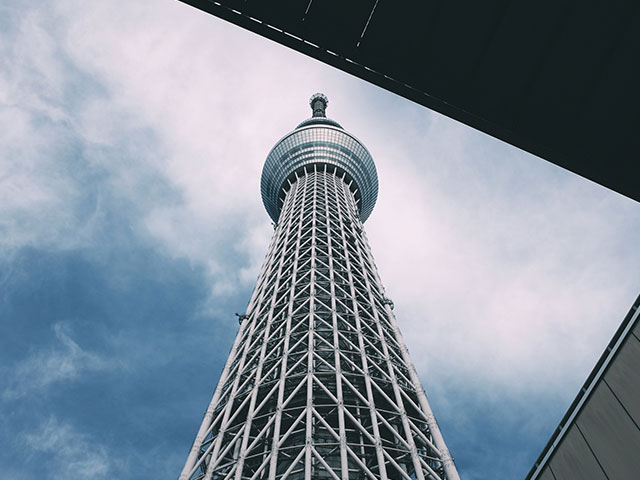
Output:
180 95 459 480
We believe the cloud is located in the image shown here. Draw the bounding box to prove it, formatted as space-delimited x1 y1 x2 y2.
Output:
2 1 639 479
59 0 640 425
362 111 640 410
366 112 640 392
51 0 308 289
1 0 330 296
23 416 111 479
0 3 115 256
3 323 111 400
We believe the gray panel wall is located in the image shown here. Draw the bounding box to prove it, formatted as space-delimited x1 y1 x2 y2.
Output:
534 319 640 480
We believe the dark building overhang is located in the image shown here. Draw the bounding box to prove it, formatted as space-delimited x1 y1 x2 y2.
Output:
179 0 640 202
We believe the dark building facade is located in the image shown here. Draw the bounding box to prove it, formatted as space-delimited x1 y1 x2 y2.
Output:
178 0 640 203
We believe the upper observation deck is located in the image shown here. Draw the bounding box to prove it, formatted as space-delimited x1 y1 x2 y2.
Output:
261 94 378 224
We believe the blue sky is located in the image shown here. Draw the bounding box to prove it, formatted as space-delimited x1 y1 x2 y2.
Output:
1 1 639 479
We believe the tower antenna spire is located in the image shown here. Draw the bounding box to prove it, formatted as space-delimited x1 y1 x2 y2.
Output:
310 92 328 117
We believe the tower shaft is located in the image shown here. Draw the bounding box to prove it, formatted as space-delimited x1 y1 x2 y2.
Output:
180 163 459 480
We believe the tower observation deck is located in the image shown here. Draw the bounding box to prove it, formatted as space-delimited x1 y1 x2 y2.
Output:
180 94 460 480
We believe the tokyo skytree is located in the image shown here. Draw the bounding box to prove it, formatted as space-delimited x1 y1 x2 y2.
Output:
180 94 460 480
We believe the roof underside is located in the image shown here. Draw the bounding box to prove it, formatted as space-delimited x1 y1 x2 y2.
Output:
179 0 640 202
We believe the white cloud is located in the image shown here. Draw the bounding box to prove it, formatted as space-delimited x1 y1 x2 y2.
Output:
0 5 101 255
23 416 111 479
0 0 272 293
3 323 111 400
365 111 640 398
6 0 636 400
2 1 640 476
37 0 328 293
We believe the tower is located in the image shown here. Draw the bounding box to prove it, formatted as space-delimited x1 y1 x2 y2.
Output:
180 94 460 480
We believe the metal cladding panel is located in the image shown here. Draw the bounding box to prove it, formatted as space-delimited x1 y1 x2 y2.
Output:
576 382 640 480
261 123 378 223
535 468 556 480
301 0 376 55
604 332 640 423
527 295 640 480
548 426 607 480
244 0 306 27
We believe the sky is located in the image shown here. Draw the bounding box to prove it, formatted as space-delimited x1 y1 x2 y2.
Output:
1 1 639 479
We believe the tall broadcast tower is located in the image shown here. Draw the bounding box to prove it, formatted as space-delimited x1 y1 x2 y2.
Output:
180 94 460 480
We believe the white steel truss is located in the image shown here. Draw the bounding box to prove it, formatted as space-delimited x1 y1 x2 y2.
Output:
180 162 460 480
